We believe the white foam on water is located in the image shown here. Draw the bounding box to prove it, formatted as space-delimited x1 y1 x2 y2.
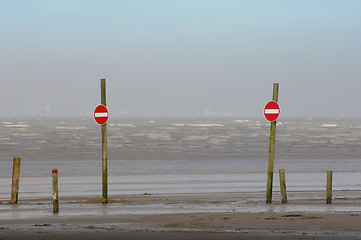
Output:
171 123 186 127
109 123 136 128
187 123 224 127
321 124 338 128
55 126 87 130
5 124 28 128
234 120 251 123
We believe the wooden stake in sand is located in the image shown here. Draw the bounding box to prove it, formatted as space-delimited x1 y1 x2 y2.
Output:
11 157 21 204
326 170 332 204
279 169 287 204
52 169 59 213
266 83 279 204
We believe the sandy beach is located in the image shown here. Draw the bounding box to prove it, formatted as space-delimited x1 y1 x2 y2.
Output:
1 168 361 239
1 191 361 240
1 211 361 239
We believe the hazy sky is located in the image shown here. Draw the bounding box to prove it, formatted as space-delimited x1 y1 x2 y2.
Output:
1 0 361 118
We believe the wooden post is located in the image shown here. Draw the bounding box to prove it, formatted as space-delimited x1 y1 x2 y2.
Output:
279 169 287 204
101 78 108 204
52 169 59 213
326 170 332 204
266 83 279 204
11 157 21 204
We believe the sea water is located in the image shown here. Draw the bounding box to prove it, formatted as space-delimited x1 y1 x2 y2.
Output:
1 117 361 175
1 118 361 199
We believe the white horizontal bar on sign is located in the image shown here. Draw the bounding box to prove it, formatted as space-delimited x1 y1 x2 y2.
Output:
265 109 279 114
95 112 108 117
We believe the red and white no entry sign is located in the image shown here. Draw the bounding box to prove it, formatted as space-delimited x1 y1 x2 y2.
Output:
264 101 280 122
94 105 109 125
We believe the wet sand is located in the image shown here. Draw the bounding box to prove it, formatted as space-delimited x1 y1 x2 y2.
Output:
1 210 361 239
1 193 361 239
2 171 361 239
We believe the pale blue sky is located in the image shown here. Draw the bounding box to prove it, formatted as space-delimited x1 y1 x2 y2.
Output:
1 0 361 118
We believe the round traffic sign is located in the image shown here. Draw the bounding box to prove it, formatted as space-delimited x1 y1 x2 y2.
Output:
264 101 280 122
94 105 109 125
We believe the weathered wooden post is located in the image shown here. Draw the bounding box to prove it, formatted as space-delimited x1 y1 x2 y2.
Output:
266 83 279 204
52 169 59 213
279 169 287 204
101 78 108 204
94 79 109 204
11 157 21 204
326 170 332 204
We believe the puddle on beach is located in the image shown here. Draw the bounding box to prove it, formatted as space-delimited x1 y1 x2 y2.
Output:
1 192 361 221
1 171 361 220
